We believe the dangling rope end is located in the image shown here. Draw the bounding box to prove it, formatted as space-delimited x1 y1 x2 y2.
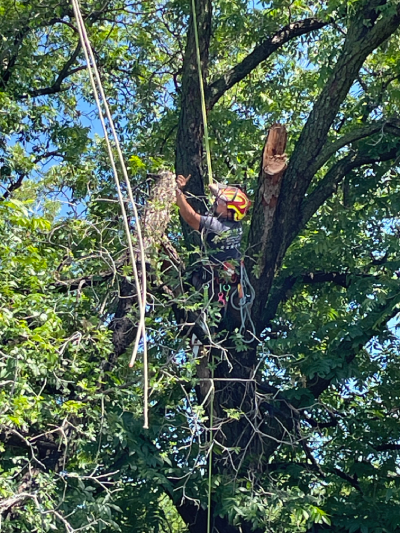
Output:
71 0 149 426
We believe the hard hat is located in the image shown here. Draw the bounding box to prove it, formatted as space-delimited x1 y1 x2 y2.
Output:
210 184 251 222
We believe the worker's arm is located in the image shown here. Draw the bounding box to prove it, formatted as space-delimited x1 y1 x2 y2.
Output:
176 188 201 230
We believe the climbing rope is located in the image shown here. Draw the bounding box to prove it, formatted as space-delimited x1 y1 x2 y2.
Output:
190 1 215 530
71 0 149 428
191 0 213 187
207 363 214 533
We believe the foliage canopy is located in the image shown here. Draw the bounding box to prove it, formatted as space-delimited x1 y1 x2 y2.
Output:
1 1 400 532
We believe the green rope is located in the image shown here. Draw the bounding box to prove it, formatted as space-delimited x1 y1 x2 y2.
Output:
207 362 214 533
191 2 215 530
191 0 213 186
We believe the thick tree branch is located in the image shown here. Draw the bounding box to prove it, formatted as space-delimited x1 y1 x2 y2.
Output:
207 18 329 109
103 172 202 364
250 139 399 331
175 0 212 251
285 0 400 197
246 2 400 330
245 124 288 331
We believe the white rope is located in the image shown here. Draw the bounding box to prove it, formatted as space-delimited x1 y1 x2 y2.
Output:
71 0 149 428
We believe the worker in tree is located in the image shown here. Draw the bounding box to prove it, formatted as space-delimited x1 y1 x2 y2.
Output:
176 174 251 292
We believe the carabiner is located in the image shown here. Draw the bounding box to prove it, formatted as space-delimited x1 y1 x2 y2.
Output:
217 292 226 306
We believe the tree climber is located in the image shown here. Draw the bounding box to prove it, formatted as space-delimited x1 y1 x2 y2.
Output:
175 174 251 296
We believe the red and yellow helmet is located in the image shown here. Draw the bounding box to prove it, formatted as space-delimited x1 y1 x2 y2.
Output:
217 186 251 221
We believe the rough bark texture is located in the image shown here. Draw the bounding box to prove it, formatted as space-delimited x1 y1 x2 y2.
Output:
247 124 287 306
109 172 180 362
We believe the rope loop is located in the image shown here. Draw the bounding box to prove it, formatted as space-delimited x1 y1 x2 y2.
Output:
71 0 149 428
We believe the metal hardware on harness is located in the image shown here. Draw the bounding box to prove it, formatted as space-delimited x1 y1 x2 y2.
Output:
204 283 210 306
217 291 226 306
222 261 238 283
217 282 231 307
223 261 235 278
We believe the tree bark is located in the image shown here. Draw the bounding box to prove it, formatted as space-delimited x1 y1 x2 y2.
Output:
130 2 400 532
246 124 287 328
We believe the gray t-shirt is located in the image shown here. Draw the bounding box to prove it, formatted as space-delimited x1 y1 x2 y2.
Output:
199 215 242 264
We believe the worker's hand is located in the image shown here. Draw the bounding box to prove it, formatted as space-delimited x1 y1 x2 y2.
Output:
176 188 183 203
176 174 191 191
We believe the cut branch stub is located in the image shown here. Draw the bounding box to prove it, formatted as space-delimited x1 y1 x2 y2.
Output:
264 123 288 159
260 124 288 237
